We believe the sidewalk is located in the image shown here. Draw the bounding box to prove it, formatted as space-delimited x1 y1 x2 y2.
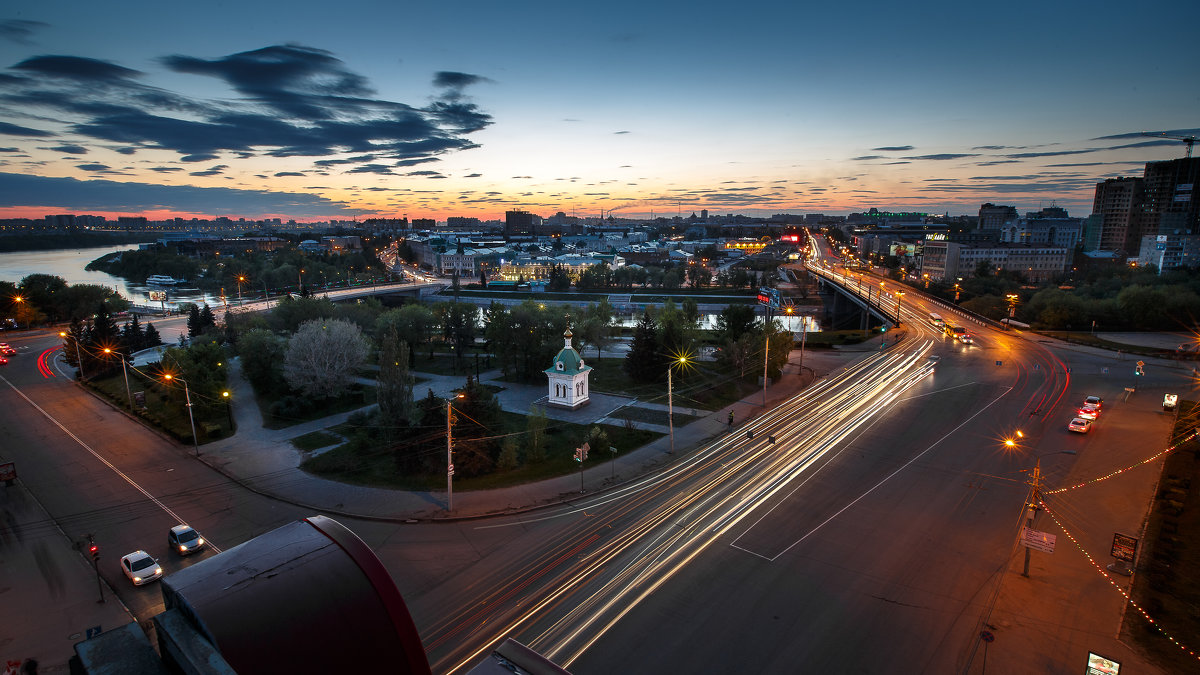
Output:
194 343 849 522
0 475 135 673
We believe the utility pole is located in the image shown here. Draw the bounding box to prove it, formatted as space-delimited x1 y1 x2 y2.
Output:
446 400 454 512
762 305 771 407
1022 460 1041 577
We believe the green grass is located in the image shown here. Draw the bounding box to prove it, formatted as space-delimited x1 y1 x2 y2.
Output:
301 408 660 490
410 351 494 377
87 370 234 444
257 383 377 430
291 430 343 451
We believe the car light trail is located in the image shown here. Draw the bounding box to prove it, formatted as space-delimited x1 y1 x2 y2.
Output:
437 341 941 673
37 346 58 378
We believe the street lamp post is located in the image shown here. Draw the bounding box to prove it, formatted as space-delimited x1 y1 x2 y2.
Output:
222 390 233 428
895 291 904 326
445 393 464 511
1015 447 1076 577
59 330 85 379
164 374 199 457
236 275 245 304
103 347 133 412
667 355 689 454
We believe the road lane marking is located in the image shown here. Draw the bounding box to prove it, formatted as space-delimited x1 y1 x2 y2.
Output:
733 385 1012 562
0 374 222 553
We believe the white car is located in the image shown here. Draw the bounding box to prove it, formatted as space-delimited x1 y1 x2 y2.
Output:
1067 417 1093 434
120 550 163 585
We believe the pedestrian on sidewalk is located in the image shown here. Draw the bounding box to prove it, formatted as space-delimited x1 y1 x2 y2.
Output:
727 410 734 430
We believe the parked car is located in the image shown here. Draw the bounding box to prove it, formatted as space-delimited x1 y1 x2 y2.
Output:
168 525 206 556
1067 417 1093 434
120 550 163 585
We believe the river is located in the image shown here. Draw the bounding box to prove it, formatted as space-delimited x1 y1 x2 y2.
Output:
0 245 224 309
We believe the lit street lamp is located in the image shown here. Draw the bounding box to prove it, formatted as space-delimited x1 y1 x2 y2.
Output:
236 275 245 304
103 347 133 412
163 373 199 457
895 291 905 326
59 330 85 379
667 354 690 454
222 390 233 428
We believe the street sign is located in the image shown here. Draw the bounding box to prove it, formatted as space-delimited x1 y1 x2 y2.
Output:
1021 527 1056 554
979 630 994 643
1111 533 1138 563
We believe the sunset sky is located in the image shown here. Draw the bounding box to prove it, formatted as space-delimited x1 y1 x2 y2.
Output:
0 0 1196 222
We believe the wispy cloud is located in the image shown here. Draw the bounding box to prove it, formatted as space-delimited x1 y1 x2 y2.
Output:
871 145 913 152
0 20 50 45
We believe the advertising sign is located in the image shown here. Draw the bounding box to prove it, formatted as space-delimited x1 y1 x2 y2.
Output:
1086 652 1120 674
148 290 167 301
1110 533 1138 563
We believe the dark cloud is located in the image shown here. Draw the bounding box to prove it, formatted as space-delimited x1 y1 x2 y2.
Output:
149 166 183 172
345 163 396 175
0 20 50 45
871 145 913 152
394 157 438 168
188 164 228 176
46 144 87 154
274 171 305 177
0 44 491 173
405 170 442 176
75 163 110 171
851 155 883 161
13 55 142 81
975 160 1021 166
0 171 356 215
614 130 630 135
463 173 481 178
0 147 19 152
1092 128 1200 141
433 71 491 89
0 121 54 137
902 153 979 161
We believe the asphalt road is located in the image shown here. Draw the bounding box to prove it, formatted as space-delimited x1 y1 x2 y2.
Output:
1 270 1185 674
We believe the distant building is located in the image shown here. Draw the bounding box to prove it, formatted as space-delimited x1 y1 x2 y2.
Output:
920 239 1070 283
978 203 1017 231
1091 177 1145 253
505 210 537 238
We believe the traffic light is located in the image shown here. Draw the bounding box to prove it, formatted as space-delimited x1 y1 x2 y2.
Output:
88 543 99 561
1135 361 1145 376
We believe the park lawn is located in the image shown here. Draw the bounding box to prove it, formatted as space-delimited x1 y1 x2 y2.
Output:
88 370 234 444
301 408 660 491
410 350 495 377
290 430 343 452
256 383 378 430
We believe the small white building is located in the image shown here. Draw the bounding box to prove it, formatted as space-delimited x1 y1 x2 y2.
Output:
544 329 592 409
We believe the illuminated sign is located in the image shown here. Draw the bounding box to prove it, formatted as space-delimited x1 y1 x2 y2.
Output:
1086 652 1120 675
926 233 947 241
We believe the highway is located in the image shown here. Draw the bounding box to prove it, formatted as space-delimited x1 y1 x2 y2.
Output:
0 255 1185 673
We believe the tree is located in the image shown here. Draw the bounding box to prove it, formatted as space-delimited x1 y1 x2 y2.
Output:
547 264 571 291
713 304 758 346
121 315 145 352
376 303 434 367
526 405 548 463
187 304 202 338
143 322 163 348
377 327 414 436
717 333 756 378
497 438 520 471
624 311 661 383
237 329 287 393
283 318 369 399
199 304 217 333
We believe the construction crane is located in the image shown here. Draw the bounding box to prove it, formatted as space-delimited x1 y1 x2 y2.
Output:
1142 131 1197 158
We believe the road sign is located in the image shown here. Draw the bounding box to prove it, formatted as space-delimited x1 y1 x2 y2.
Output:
1111 533 1138 563
1021 527 1056 554
447 464 454 476
995 360 1002 366
980 630 994 643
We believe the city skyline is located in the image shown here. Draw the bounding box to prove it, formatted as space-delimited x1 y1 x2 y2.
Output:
0 0 1196 222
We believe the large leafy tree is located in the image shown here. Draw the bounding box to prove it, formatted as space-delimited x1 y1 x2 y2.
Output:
236 329 287 393
283 318 368 399
376 303 434 364
713 304 758 346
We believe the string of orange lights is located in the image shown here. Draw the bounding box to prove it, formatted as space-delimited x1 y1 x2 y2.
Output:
1042 430 1199 495
1039 499 1200 663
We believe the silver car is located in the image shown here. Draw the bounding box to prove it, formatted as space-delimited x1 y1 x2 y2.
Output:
168 525 206 556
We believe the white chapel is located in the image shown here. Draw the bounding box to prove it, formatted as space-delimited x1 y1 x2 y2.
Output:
545 328 592 409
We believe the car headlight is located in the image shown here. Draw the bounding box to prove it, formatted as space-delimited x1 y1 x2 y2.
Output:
155 567 162 575
133 576 142 582
196 538 204 546
180 545 187 552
